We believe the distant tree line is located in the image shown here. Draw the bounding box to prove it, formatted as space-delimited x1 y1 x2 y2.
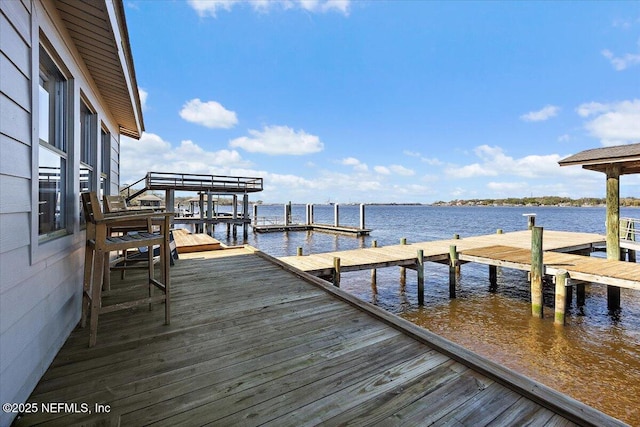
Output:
432 196 640 207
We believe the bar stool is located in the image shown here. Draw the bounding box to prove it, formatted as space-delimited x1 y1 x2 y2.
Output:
80 192 172 347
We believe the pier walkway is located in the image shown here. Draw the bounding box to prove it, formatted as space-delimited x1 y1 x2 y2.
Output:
280 230 606 276
15 249 622 426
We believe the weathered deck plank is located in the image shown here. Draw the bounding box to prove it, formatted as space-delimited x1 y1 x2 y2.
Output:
15 250 624 426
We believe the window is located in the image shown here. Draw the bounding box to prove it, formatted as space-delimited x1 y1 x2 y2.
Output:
38 46 69 240
79 101 97 225
100 128 110 199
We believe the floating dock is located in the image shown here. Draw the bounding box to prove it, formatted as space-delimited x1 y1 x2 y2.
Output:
16 249 624 425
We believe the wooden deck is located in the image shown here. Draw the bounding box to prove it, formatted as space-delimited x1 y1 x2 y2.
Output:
280 230 605 276
172 228 222 253
15 248 624 426
460 245 640 291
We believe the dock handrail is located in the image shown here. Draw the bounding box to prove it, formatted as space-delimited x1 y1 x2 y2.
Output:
621 217 639 242
146 171 263 192
120 172 264 203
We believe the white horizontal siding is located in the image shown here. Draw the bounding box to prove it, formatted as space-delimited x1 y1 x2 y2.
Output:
0 134 31 178
0 174 30 214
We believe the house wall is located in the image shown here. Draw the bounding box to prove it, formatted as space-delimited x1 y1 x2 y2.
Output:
0 1 123 424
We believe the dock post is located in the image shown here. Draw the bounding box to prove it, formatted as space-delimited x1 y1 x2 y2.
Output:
305 204 311 225
489 265 497 292
334 203 340 227
253 204 258 226
165 189 175 227
198 192 205 233
371 240 378 294
360 204 366 230
531 226 544 318
453 234 459 239
400 238 407 289
554 270 568 325
449 245 458 298
207 192 213 235
417 249 424 305
606 165 621 310
577 283 586 307
226 223 231 237
297 247 303 256
284 202 291 226
233 224 237 238
333 257 341 287
497 229 503 234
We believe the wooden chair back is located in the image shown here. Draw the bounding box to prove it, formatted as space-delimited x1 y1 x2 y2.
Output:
81 192 104 223
104 195 128 213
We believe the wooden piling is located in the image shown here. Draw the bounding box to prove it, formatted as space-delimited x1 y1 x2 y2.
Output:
606 165 621 310
489 265 497 291
334 203 340 227
453 233 459 240
371 240 378 294
497 229 503 234
449 245 458 298
333 257 341 287
400 238 407 289
531 226 544 318
417 249 424 305
253 204 258 226
360 204 366 230
555 270 568 325
297 247 303 256
577 283 586 307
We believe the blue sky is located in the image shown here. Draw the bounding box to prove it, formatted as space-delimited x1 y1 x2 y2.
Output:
122 0 640 203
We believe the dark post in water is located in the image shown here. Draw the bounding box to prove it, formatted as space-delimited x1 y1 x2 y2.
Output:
531 226 544 318
371 240 378 294
449 245 458 298
606 164 621 310
417 249 424 305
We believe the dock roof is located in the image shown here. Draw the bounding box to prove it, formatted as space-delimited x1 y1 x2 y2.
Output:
558 142 640 174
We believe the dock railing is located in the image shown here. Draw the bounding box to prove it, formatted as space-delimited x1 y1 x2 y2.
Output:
621 217 639 243
146 172 263 192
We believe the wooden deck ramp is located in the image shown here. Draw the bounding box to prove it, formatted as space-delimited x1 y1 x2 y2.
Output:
280 230 605 276
15 249 624 426
172 228 222 253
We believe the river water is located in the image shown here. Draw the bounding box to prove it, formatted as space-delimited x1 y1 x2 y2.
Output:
210 204 640 425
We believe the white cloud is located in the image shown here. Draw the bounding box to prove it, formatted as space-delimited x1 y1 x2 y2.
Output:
120 132 250 184
179 98 238 129
188 0 350 17
487 182 528 192
340 157 368 172
445 145 591 179
602 45 640 71
229 125 324 155
403 150 442 165
138 88 148 111
520 105 560 122
389 165 415 176
577 99 640 146
374 166 390 175
558 134 571 142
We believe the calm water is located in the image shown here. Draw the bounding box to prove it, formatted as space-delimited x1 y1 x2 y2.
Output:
210 205 640 424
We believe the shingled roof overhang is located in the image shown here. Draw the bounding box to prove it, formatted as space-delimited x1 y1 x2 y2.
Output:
55 0 144 138
558 143 640 175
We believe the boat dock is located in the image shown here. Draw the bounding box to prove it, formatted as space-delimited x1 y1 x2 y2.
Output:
280 230 605 276
252 202 372 236
15 248 624 426
279 229 640 319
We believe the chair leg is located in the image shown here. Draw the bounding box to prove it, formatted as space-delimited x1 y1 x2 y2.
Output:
89 248 105 347
162 240 170 325
81 244 93 328
148 244 154 311
102 252 111 292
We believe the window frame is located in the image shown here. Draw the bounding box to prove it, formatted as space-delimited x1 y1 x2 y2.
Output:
37 44 71 242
